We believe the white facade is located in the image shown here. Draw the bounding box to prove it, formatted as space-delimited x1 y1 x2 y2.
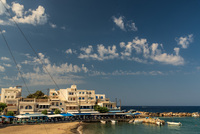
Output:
1 86 22 103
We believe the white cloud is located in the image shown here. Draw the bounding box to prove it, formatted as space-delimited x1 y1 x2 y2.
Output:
0 1 48 26
150 44 184 65
112 16 137 31
176 34 193 49
49 22 57 28
112 16 125 31
1 57 10 61
0 29 6 33
0 0 10 15
77 37 185 65
3 63 11 67
65 48 76 54
0 65 5 72
89 70 165 76
79 44 119 60
11 2 24 17
126 21 137 31
19 53 88 86
12 5 48 25
66 49 72 54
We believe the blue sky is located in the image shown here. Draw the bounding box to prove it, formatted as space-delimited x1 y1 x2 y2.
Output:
0 0 200 106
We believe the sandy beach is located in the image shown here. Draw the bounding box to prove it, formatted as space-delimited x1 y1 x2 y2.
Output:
0 122 80 134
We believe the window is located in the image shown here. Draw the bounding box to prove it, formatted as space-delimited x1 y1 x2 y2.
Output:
89 92 91 94
86 92 88 94
101 96 103 99
82 97 85 100
79 92 81 94
73 98 75 101
36 105 39 108
11 96 14 98
60 103 62 105
52 102 54 105
25 105 32 109
69 92 74 95
82 92 84 94
79 97 81 100
5 96 7 98
20 106 23 109
52 93 55 95
8 96 10 98
96 96 98 99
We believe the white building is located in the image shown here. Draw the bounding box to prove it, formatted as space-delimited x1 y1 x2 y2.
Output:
0 86 22 114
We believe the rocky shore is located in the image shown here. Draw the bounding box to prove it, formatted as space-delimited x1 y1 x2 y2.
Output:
136 111 199 117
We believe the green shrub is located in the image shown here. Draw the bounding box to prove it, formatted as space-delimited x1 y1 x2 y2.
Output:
42 110 48 115
54 109 61 114
6 111 14 116
0 103 7 112
94 105 109 113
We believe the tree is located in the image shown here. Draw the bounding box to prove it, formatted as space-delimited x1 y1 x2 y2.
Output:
54 109 61 114
6 111 14 116
0 103 7 112
42 110 48 115
94 105 109 113
27 91 48 99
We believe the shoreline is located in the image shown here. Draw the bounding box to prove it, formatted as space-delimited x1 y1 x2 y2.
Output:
0 122 80 134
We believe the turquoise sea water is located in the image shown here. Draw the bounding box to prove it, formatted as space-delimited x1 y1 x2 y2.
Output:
83 117 200 134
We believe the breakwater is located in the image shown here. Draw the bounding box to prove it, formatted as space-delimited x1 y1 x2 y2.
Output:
136 111 199 117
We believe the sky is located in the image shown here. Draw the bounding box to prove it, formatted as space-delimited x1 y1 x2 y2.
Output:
0 0 200 106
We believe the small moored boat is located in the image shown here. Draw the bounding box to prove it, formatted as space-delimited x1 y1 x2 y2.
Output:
100 120 106 124
167 122 182 126
156 121 163 126
111 120 117 124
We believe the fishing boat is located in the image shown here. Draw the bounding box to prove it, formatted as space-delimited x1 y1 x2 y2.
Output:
100 120 106 124
111 120 117 124
167 122 182 126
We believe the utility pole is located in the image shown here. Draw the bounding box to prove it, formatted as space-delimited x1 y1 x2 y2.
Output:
47 88 50 96
119 99 121 111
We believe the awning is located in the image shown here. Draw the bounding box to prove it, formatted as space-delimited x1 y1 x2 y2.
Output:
2 115 15 118
15 115 29 119
60 113 74 117
73 113 91 116
47 114 63 118
27 114 47 117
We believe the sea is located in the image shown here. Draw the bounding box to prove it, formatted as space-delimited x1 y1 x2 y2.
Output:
82 106 200 134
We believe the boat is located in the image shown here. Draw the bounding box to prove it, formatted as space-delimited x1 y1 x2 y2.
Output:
111 120 117 124
167 122 182 126
133 120 143 124
100 120 106 124
156 121 163 126
110 120 117 124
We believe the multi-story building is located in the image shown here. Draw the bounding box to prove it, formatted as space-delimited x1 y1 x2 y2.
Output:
0 86 22 114
1 85 117 114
